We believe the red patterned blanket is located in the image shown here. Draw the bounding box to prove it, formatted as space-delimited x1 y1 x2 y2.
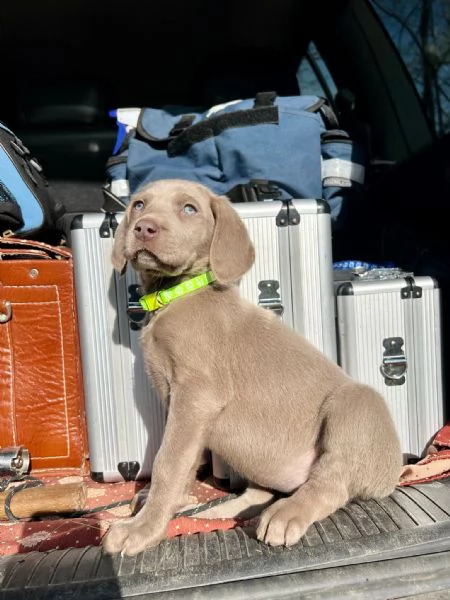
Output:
1 423 449 557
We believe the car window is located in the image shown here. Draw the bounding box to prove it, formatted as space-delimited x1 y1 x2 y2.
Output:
370 0 450 137
297 42 337 102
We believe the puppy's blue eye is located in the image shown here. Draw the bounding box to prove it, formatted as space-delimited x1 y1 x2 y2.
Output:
133 200 144 211
183 204 197 215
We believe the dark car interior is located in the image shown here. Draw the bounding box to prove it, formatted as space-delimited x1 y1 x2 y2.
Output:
1 0 433 176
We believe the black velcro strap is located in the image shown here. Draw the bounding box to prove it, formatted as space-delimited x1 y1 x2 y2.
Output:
169 114 196 137
253 91 277 108
168 106 279 157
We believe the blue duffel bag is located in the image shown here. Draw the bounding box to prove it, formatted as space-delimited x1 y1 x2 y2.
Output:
104 91 366 230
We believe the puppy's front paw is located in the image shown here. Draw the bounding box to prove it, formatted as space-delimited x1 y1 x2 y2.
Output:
102 516 165 556
256 498 307 547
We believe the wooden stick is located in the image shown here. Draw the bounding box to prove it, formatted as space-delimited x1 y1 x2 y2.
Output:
0 482 87 521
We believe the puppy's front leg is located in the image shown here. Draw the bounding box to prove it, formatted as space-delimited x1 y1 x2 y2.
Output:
103 391 210 556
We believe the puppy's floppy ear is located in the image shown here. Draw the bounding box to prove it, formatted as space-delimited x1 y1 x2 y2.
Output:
111 215 128 274
209 194 255 284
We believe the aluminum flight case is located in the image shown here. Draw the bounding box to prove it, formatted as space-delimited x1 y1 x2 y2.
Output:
70 199 336 482
336 275 444 460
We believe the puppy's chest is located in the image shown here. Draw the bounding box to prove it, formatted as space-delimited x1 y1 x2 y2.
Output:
141 314 163 347
139 319 166 367
139 312 188 372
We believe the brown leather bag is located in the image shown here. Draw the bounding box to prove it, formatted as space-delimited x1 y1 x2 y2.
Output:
0 237 89 475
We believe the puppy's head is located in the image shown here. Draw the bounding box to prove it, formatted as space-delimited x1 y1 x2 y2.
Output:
111 179 255 286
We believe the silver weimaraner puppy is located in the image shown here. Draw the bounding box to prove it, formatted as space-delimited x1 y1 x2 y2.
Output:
103 178 402 556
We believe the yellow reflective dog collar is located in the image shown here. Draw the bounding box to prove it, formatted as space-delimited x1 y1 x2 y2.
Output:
139 271 216 312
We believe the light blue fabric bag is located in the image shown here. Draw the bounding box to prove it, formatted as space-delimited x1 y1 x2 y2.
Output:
105 92 366 230
0 122 64 240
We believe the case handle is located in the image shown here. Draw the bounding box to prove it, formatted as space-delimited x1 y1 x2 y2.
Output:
0 237 71 261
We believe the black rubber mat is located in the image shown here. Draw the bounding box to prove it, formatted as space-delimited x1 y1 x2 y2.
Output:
1 481 450 599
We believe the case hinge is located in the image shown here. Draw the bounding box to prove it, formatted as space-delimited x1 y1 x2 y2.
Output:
401 276 422 299
99 212 120 238
99 213 112 238
276 200 300 227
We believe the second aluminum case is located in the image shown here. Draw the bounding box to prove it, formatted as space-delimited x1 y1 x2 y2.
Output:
336 275 444 460
70 199 336 482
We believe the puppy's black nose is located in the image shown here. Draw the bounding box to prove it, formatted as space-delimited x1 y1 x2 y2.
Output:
134 218 159 242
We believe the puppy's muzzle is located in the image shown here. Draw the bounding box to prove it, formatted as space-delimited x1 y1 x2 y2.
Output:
134 218 159 242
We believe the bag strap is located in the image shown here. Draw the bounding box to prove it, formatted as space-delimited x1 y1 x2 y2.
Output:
137 92 280 152
253 91 277 107
168 103 279 157
136 112 196 146
135 92 338 157
0 236 72 260
168 114 196 137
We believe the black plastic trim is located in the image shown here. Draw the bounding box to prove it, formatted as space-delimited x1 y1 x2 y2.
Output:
336 282 355 296
70 214 84 230
315 199 331 214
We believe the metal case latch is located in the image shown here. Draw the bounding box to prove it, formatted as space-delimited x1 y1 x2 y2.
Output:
127 284 147 330
257 280 284 316
380 337 407 386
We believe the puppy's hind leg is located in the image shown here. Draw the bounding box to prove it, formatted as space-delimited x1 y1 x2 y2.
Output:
257 383 402 547
197 483 276 520
256 451 350 547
